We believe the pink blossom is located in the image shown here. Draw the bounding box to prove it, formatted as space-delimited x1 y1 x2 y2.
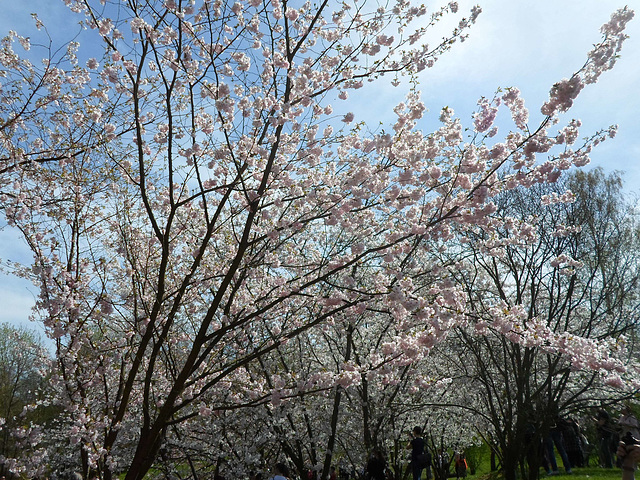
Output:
285 8 299 21
604 374 624 389
217 83 230 96
231 3 243 15
98 19 113 36
502 87 528 129
376 34 395 46
199 404 212 416
130 17 147 32
18 36 30 51
363 44 381 56
0 2 635 477
541 76 584 116
473 97 498 133
342 112 354 123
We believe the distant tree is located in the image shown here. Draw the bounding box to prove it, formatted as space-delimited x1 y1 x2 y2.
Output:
442 169 640 480
0 323 49 473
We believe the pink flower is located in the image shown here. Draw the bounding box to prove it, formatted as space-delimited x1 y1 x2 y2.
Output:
130 17 147 32
473 97 498 133
376 34 394 46
18 36 30 51
604 374 624 389
541 76 584 116
285 8 299 21
342 112 354 123
98 19 113 36
199 404 212 416
231 2 243 15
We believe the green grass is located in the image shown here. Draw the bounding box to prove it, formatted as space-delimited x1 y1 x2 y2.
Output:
566 467 627 479
458 445 624 480
464 466 626 480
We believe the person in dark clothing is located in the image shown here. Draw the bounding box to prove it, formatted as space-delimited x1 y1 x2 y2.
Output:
560 417 585 468
365 449 387 480
454 452 467 479
524 421 544 475
543 416 572 474
407 426 430 480
596 409 616 468
339 466 350 480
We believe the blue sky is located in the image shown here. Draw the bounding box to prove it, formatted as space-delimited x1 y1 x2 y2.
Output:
1 0 638 333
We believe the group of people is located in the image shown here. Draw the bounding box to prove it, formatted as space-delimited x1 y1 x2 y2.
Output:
259 405 640 480
258 427 465 480
529 403 640 476
405 404 640 480
538 416 582 475
597 405 640 469
407 426 467 480
617 404 640 480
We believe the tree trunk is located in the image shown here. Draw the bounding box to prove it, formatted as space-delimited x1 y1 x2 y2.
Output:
320 325 353 480
502 453 518 480
124 426 165 480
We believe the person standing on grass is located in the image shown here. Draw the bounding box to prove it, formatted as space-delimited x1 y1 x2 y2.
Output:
560 417 586 468
407 426 429 480
365 449 387 480
598 409 617 468
454 451 467 479
543 416 572 474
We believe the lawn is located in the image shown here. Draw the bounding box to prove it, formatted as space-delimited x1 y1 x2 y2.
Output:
459 444 625 480
470 468 626 480
460 466 626 480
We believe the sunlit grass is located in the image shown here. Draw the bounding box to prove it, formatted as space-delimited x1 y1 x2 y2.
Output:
466 466 626 480
461 445 625 480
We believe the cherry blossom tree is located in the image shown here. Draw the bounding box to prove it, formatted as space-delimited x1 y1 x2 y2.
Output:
438 168 640 480
154 294 470 480
0 0 635 478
